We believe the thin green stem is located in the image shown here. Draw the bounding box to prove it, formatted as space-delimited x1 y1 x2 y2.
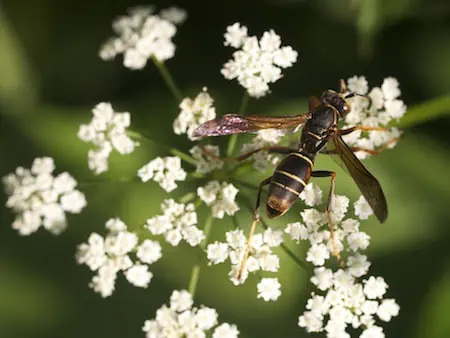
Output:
152 56 183 103
179 192 196 204
187 214 214 297
226 92 249 157
128 130 197 167
169 148 197 166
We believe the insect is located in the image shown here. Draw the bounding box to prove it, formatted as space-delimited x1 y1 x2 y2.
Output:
194 80 391 278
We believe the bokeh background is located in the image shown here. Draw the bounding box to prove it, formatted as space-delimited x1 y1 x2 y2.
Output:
1 0 450 337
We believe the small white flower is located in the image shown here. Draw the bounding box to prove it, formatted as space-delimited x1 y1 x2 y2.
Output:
89 261 118 298
300 183 323 207
143 291 238 338
347 231 370 251
76 233 107 271
138 156 187 192
360 325 385 338
145 199 204 246
240 129 286 171
285 221 309 242
222 24 298 98
377 299 400 322
170 290 193 312
197 181 239 219
364 276 388 299
306 243 330 266
190 145 224 174
137 240 162 264
347 254 371 277
257 278 281 301
343 76 406 158
224 22 248 48
195 307 218 330
79 103 138 174
174 89 216 140
207 228 281 288
207 242 230 264
381 77 401 101
298 311 324 332
212 323 239 338
347 75 369 95
77 218 161 296
354 195 374 220
3 157 86 235
99 6 185 69
125 264 153 287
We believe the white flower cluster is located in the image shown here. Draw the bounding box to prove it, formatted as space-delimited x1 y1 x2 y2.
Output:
343 76 405 159
78 102 138 174
99 6 187 69
190 145 224 174
76 218 162 297
240 129 286 171
207 228 283 299
138 156 187 192
143 290 239 338
2 157 86 235
197 181 239 219
222 23 298 98
298 270 399 338
145 199 205 246
283 186 399 336
173 89 216 141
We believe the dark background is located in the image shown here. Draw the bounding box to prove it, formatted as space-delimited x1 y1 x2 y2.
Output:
1 0 450 337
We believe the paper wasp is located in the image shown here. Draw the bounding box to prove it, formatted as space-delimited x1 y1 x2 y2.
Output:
194 80 389 277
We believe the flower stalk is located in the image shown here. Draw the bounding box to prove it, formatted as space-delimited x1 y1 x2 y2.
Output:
188 213 213 297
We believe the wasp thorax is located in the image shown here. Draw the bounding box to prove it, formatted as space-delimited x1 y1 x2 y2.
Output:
320 90 351 117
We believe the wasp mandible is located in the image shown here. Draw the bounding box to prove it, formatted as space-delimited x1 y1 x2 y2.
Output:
194 80 391 278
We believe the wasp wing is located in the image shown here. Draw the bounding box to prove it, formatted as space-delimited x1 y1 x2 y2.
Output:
193 113 311 137
332 136 388 223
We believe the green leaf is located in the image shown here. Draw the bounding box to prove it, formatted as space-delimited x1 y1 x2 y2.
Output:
393 95 450 128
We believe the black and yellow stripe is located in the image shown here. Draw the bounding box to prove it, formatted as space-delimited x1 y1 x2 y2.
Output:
267 151 314 218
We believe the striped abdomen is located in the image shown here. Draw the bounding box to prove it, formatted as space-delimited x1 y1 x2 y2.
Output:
266 152 313 218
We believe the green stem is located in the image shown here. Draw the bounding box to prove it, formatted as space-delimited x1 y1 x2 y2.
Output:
226 92 249 157
169 148 197 166
188 214 214 297
152 56 183 103
128 130 197 167
179 192 196 204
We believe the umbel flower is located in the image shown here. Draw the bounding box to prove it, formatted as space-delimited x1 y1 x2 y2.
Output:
3 157 86 235
222 23 298 98
142 290 239 338
99 6 187 69
76 218 162 297
78 102 138 174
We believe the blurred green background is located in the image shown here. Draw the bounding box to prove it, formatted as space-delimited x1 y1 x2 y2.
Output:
1 0 450 337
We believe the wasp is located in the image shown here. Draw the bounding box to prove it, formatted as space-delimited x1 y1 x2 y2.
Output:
194 80 390 277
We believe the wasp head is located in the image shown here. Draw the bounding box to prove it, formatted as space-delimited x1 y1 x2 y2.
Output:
320 90 351 118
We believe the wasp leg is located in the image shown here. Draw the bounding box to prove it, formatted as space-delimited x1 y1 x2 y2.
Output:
322 136 400 157
311 170 344 267
200 145 296 162
339 126 390 135
236 176 272 281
